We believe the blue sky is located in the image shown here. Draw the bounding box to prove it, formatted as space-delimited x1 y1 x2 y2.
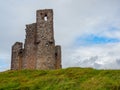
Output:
0 0 120 71
75 34 120 46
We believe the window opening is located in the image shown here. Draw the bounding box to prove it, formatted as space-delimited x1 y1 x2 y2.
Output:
44 14 48 21
45 43 49 47
55 53 57 57
49 41 54 44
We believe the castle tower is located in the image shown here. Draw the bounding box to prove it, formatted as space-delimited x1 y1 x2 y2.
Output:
36 9 56 69
11 9 62 70
11 42 23 70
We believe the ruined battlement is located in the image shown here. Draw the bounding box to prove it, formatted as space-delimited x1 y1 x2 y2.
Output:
11 9 62 70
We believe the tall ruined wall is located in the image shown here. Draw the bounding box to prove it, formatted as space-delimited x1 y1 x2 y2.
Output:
11 42 23 70
36 9 56 70
55 45 62 69
23 23 37 69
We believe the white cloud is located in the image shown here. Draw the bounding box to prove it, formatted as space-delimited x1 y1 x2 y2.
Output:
64 43 120 69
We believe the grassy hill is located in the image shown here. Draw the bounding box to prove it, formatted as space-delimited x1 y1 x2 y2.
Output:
0 67 120 90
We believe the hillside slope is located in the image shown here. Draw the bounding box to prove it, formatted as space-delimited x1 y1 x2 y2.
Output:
0 67 120 90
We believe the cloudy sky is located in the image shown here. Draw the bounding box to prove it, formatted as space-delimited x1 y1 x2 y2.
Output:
0 0 120 71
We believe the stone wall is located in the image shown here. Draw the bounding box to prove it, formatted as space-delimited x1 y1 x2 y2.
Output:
11 9 62 70
55 45 62 69
23 23 37 69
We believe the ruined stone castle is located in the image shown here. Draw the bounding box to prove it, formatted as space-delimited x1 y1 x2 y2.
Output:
11 9 62 70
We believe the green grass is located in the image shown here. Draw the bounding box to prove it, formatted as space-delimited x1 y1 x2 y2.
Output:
0 67 120 90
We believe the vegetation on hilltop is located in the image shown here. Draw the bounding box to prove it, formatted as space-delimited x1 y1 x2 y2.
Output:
0 67 120 90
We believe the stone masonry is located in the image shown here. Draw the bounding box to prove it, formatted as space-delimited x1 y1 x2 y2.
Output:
11 9 62 70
